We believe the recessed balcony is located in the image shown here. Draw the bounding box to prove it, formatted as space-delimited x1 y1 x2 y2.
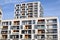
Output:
22 20 32 25
46 29 57 34
1 30 8 34
10 35 19 39
47 19 57 24
11 26 19 30
37 19 45 24
2 22 8 26
38 29 45 34
21 30 31 34
13 30 19 33
14 21 20 25
2 26 8 30
2 35 7 39
47 35 57 40
25 35 31 39
25 25 32 29
47 24 57 29
34 35 45 39
21 5 25 9
12 30 19 34
34 25 45 29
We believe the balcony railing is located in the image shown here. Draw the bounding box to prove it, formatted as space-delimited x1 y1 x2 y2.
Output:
37 38 45 40
47 38 57 40
10 26 19 30
1 31 8 34
21 39 31 40
37 22 45 24
0 39 7 40
12 38 19 40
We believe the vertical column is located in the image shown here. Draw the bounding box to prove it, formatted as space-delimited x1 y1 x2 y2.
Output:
45 19 47 40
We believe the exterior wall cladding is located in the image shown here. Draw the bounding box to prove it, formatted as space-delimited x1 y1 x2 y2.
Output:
0 1 59 40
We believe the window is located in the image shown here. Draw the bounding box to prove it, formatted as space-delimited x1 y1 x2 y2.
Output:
33 20 35 24
53 19 57 23
11 26 19 29
52 24 57 28
20 25 23 29
21 30 25 34
20 35 22 38
0 12 2 15
53 29 57 33
33 30 35 34
9 21 11 25
41 35 45 38
34 25 45 29
53 35 57 38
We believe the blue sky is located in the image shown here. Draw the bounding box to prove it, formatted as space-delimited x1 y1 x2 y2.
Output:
0 0 60 20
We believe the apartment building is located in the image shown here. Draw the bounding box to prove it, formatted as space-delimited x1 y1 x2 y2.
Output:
0 7 2 39
14 2 43 19
0 1 59 40
0 17 59 40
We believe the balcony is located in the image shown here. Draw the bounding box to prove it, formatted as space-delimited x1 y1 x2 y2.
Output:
22 4 25 6
27 3 33 7
46 29 57 34
2 22 8 26
21 30 31 34
21 9 25 12
12 30 19 34
27 3 33 6
0 39 7 40
25 25 32 29
16 4 19 7
2 26 8 30
28 13 33 18
13 21 20 25
10 35 19 39
22 20 32 25
28 10 33 12
21 13 25 16
47 35 57 40
21 39 31 40
1 30 8 34
34 5 38 8
28 8 33 11
34 25 45 29
46 38 57 40
37 19 45 24
47 19 57 24
37 39 45 40
25 35 31 39
11 30 19 35
11 26 19 30
12 39 19 40
21 4 25 9
34 35 45 39
47 24 57 29
2 35 7 39
38 29 45 34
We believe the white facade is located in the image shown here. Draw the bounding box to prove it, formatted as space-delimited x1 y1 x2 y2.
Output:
14 2 43 19
0 1 59 40
0 17 59 40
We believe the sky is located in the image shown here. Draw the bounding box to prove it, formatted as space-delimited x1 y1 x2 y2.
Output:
0 0 60 20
